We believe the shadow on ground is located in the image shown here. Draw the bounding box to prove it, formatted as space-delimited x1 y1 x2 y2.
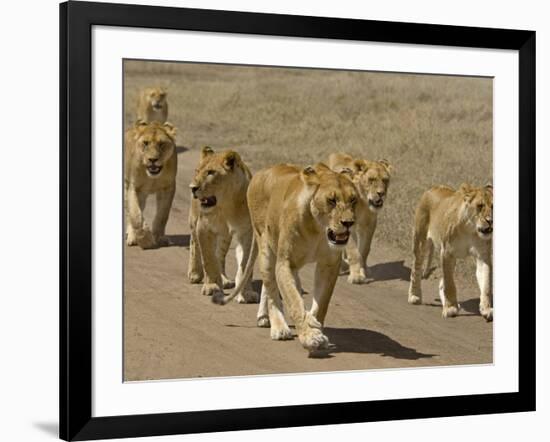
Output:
166 234 190 247
176 145 189 154
324 327 435 360
368 260 411 282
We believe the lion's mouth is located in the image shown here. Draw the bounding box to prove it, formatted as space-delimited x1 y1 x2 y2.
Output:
327 229 350 245
152 103 163 110
478 226 493 236
368 198 384 209
146 165 163 176
200 196 217 208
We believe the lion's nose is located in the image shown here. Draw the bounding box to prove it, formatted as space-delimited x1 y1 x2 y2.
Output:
377 190 385 197
486 217 493 226
148 157 159 164
190 185 199 196
341 220 354 229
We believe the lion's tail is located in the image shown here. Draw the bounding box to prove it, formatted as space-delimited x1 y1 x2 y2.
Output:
212 234 258 306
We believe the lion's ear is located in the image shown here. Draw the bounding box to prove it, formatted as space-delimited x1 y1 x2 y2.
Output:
378 159 394 174
222 151 242 171
162 122 177 139
300 165 320 187
339 167 354 176
353 159 367 173
459 183 475 202
485 183 493 192
201 146 214 159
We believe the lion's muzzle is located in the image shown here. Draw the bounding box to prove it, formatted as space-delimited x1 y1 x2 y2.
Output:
327 228 351 245
146 164 163 176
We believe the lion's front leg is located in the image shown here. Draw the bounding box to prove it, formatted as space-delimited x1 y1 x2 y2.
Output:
346 232 366 284
187 205 203 284
216 229 234 289
126 187 155 249
310 252 341 326
276 260 328 352
233 228 259 304
197 222 224 299
439 251 459 318
152 184 175 246
476 255 493 321
349 217 377 284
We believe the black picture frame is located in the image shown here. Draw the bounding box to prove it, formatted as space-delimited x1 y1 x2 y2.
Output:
60 1 536 440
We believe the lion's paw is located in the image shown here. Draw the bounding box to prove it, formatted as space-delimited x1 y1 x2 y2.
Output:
408 294 422 305
221 275 235 289
136 229 157 250
299 327 329 351
442 305 459 318
201 283 223 298
270 325 293 341
480 306 493 322
126 228 138 246
348 271 367 285
257 316 270 328
187 271 203 284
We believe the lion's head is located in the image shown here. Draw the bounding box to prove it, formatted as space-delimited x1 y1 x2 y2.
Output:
349 159 392 212
190 147 248 212
132 120 176 178
303 163 358 249
144 87 167 111
459 183 493 240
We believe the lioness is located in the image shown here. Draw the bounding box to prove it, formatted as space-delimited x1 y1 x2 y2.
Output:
408 184 493 321
125 120 177 249
215 163 358 353
328 152 392 284
188 147 259 303
137 87 168 123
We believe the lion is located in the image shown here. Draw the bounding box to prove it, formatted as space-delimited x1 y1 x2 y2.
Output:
407 183 493 321
328 152 393 284
137 87 168 123
187 146 259 303
214 163 358 354
125 120 177 249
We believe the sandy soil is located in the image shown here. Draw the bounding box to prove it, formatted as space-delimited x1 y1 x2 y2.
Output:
124 147 492 381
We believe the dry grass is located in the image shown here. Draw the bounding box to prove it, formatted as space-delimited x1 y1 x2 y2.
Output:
124 60 492 280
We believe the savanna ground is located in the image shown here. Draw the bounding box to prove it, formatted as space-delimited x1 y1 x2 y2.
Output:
123 60 493 381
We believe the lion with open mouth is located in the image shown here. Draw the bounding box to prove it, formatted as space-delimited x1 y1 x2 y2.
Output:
124 120 177 249
187 146 259 304
408 183 493 321
328 152 393 284
214 163 358 354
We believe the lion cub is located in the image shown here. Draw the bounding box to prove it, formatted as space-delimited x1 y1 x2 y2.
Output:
125 120 177 249
137 87 168 123
408 184 493 321
216 163 358 353
328 152 392 284
187 147 259 303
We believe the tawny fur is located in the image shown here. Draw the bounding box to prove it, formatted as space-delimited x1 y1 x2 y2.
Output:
328 152 393 284
137 87 168 123
215 163 359 354
407 184 493 321
187 147 259 303
124 120 177 249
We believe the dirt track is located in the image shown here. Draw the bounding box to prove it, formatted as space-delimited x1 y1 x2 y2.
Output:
123 147 492 381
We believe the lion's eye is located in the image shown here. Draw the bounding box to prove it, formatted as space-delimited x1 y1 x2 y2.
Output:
477 204 484 211
350 197 357 205
207 170 215 176
327 197 337 206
